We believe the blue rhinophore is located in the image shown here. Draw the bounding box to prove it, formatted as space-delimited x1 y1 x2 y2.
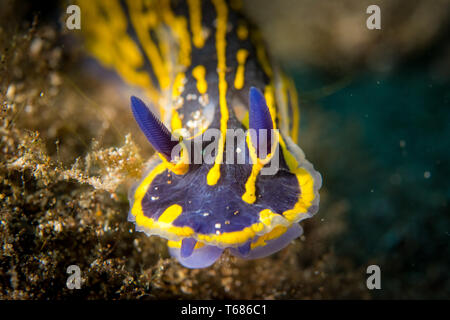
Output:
130 96 178 160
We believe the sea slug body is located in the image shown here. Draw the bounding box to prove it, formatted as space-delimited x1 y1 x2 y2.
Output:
80 0 322 268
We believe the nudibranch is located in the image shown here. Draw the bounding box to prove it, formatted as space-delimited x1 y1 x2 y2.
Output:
79 0 321 268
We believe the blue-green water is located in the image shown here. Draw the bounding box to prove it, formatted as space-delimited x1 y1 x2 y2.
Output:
293 65 449 298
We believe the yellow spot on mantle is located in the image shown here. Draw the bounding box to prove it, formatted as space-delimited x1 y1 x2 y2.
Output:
172 72 185 98
171 110 183 131
167 239 205 249
158 204 183 224
192 65 208 94
236 23 248 40
187 0 205 48
234 49 248 90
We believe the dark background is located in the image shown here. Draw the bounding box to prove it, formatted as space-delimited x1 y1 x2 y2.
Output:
0 0 448 299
